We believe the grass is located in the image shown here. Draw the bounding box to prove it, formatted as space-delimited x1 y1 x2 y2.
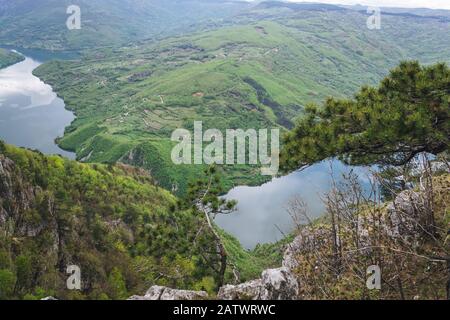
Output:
220 228 293 283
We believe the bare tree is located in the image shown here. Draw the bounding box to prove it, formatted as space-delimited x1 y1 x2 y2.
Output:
288 155 449 299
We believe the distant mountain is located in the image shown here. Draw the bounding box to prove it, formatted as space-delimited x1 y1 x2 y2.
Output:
343 4 450 19
3 0 449 51
0 0 251 50
255 1 347 11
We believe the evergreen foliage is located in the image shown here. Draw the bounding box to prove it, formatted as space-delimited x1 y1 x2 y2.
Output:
282 62 450 171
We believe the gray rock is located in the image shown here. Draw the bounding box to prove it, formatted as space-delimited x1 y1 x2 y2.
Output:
218 279 263 300
127 295 150 300
386 190 426 239
128 286 208 300
218 267 299 300
259 267 299 300
283 228 329 271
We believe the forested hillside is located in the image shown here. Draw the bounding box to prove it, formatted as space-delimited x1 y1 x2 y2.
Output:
0 141 281 299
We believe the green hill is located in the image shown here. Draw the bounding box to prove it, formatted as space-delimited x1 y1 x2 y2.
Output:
0 141 281 299
34 5 450 193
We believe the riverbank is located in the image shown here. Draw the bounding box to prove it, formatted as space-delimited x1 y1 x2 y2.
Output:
0 48 24 69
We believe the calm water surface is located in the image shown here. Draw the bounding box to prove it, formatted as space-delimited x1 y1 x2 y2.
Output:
217 161 372 249
0 51 75 158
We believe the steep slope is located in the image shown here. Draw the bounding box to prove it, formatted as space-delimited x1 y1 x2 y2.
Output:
0 141 282 299
0 0 250 50
0 143 207 299
34 5 450 192
0 141 216 299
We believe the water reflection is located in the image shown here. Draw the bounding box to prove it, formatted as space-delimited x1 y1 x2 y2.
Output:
216 161 372 249
0 54 75 158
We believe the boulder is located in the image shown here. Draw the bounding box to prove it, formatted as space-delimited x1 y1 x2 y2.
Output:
386 190 426 239
218 279 263 300
259 267 299 300
218 267 299 300
283 227 329 270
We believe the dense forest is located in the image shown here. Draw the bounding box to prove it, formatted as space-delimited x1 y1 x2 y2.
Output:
0 141 284 299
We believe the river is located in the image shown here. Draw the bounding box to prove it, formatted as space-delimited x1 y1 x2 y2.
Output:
0 49 76 158
217 161 372 249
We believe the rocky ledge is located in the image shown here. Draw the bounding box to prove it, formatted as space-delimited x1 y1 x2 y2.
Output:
128 266 299 301
129 238 301 300
218 267 298 300
128 286 208 301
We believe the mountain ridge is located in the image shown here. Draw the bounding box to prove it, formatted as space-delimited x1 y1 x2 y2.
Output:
0 0 252 51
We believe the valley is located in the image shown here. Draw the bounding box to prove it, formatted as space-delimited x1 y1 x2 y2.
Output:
3 1 450 247
0 0 449 301
0 141 284 299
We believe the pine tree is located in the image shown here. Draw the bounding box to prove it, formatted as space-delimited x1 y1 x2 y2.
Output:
281 61 450 171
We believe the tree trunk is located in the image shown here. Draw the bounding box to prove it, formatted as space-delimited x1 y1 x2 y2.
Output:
218 244 227 288
446 260 450 300
202 205 228 288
